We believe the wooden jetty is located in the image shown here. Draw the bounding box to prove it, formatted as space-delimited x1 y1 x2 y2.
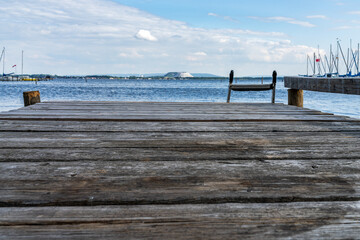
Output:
285 76 360 107
284 76 360 95
0 101 360 239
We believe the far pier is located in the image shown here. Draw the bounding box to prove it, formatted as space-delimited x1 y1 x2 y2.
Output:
285 76 360 107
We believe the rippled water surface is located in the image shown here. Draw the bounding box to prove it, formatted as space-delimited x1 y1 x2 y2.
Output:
1 78 359 118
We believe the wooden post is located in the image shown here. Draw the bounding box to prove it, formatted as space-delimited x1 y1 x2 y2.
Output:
23 91 40 107
227 70 234 103
288 89 303 107
271 71 277 104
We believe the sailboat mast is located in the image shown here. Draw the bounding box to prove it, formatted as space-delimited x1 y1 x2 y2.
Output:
350 42 358 76
3 48 5 76
337 40 340 74
317 45 322 75
306 54 308 76
329 44 333 73
338 40 348 74
349 39 352 74
347 48 350 75
313 52 316 75
22 50 24 75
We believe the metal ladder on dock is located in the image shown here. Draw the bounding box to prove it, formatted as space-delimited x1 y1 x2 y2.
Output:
227 70 277 103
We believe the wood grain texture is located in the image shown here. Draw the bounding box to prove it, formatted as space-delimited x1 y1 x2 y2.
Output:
0 113 351 121
288 89 304 107
0 127 359 161
0 202 359 240
0 101 359 239
0 160 359 206
1 120 360 132
1 102 356 122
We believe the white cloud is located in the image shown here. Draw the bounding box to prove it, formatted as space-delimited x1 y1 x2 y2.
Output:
135 30 158 41
194 52 207 56
208 12 239 23
187 56 199 61
269 16 316 27
333 25 359 30
348 11 360 15
119 49 144 59
219 38 229 43
243 39 317 63
268 16 293 21
187 52 207 61
253 16 316 28
287 20 315 28
306 15 327 19
0 0 318 75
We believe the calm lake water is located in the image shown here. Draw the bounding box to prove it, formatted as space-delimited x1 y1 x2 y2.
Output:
1 78 359 119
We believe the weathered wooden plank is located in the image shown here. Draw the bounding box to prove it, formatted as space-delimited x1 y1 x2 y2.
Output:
0 160 359 206
17 106 316 112
13 101 304 108
21 101 293 105
6 102 332 115
0 114 353 122
6 102 355 123
2 120 360 132
0 103 332 115
0 101 359 239
0 131 359 149
13 102 319 110
5 109 330 116
1 130 359 161
1 145 360 161
0 202 359 239
1 102 353 122
284 76 360 95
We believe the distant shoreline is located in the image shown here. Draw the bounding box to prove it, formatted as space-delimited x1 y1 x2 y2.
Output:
10 75 279 80
1 73 284 81
59 76 283 81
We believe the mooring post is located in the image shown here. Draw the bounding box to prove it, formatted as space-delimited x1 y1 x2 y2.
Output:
288 89 303 107
23 91 41 107
226 70 234 103
271 71 277 104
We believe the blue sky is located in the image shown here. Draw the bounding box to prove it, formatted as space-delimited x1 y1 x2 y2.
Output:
114 0 360 46
0 0 359 76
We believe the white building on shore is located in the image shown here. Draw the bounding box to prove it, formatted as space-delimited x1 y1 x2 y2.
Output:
164 72 193 78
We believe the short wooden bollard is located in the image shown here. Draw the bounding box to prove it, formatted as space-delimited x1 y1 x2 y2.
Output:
288 89 303 107
23 91 41 107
